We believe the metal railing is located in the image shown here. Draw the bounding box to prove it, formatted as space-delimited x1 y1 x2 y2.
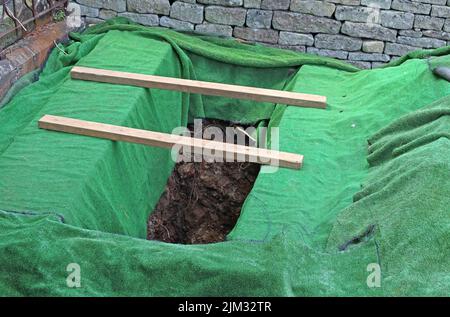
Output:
0 0 68 42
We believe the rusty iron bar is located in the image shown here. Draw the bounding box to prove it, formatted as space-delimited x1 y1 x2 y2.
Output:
4 0 28 33
24 0 38 18
0 0 68 41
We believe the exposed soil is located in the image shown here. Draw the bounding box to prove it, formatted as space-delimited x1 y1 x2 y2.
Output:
147 119 260 244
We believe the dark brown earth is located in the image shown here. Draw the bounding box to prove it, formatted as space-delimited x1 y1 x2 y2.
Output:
147 119 260 244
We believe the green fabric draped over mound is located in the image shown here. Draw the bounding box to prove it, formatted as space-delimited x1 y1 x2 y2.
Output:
326 96 450 294
0 18 449 296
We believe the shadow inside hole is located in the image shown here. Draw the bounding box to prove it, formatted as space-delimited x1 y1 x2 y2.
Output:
147 118 261 244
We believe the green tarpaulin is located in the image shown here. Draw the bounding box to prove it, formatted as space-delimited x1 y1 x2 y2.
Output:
0 18 449 296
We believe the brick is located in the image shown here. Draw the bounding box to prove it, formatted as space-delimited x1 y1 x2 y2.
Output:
307 47 349 59
361 0 392 9
414 14 445 30
335 5 380 23
414 0 446 4
380 10 414 29
170 2 204 24
0 60 15 102
391 0 431 14
205 6 247 26
99 9 117 20
279 32 314 45
77 0 126 12
327 0 361 5
195 23 233 37
160 16 195 31
127 0 170 14
384 42 420 55
396 35 446 47
362 40 384 52
79 4 99 17
399 29 423 37
0 21 70 100
348 51 390 61
259 43 306 52
246 9 273 28
244 0 262 8
431 5 450 18
315 34 362 51
117 12 159 26
423 30 450 40
197 0 243 6
445 19 450 32
233 27 279 43
273 11 341 34
261 0 290 10
290 0 336 17
347 60 372 69
341 21 397 42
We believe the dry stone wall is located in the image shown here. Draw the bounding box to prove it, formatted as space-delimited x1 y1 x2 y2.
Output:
73 0 450 68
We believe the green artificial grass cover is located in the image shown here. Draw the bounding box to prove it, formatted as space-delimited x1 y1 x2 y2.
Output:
0 18 449 296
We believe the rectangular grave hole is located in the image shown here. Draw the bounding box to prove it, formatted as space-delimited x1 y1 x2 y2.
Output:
147 118 261 244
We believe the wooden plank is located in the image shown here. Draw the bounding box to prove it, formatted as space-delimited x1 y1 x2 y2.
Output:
38 115 304 170
71 66 327 109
